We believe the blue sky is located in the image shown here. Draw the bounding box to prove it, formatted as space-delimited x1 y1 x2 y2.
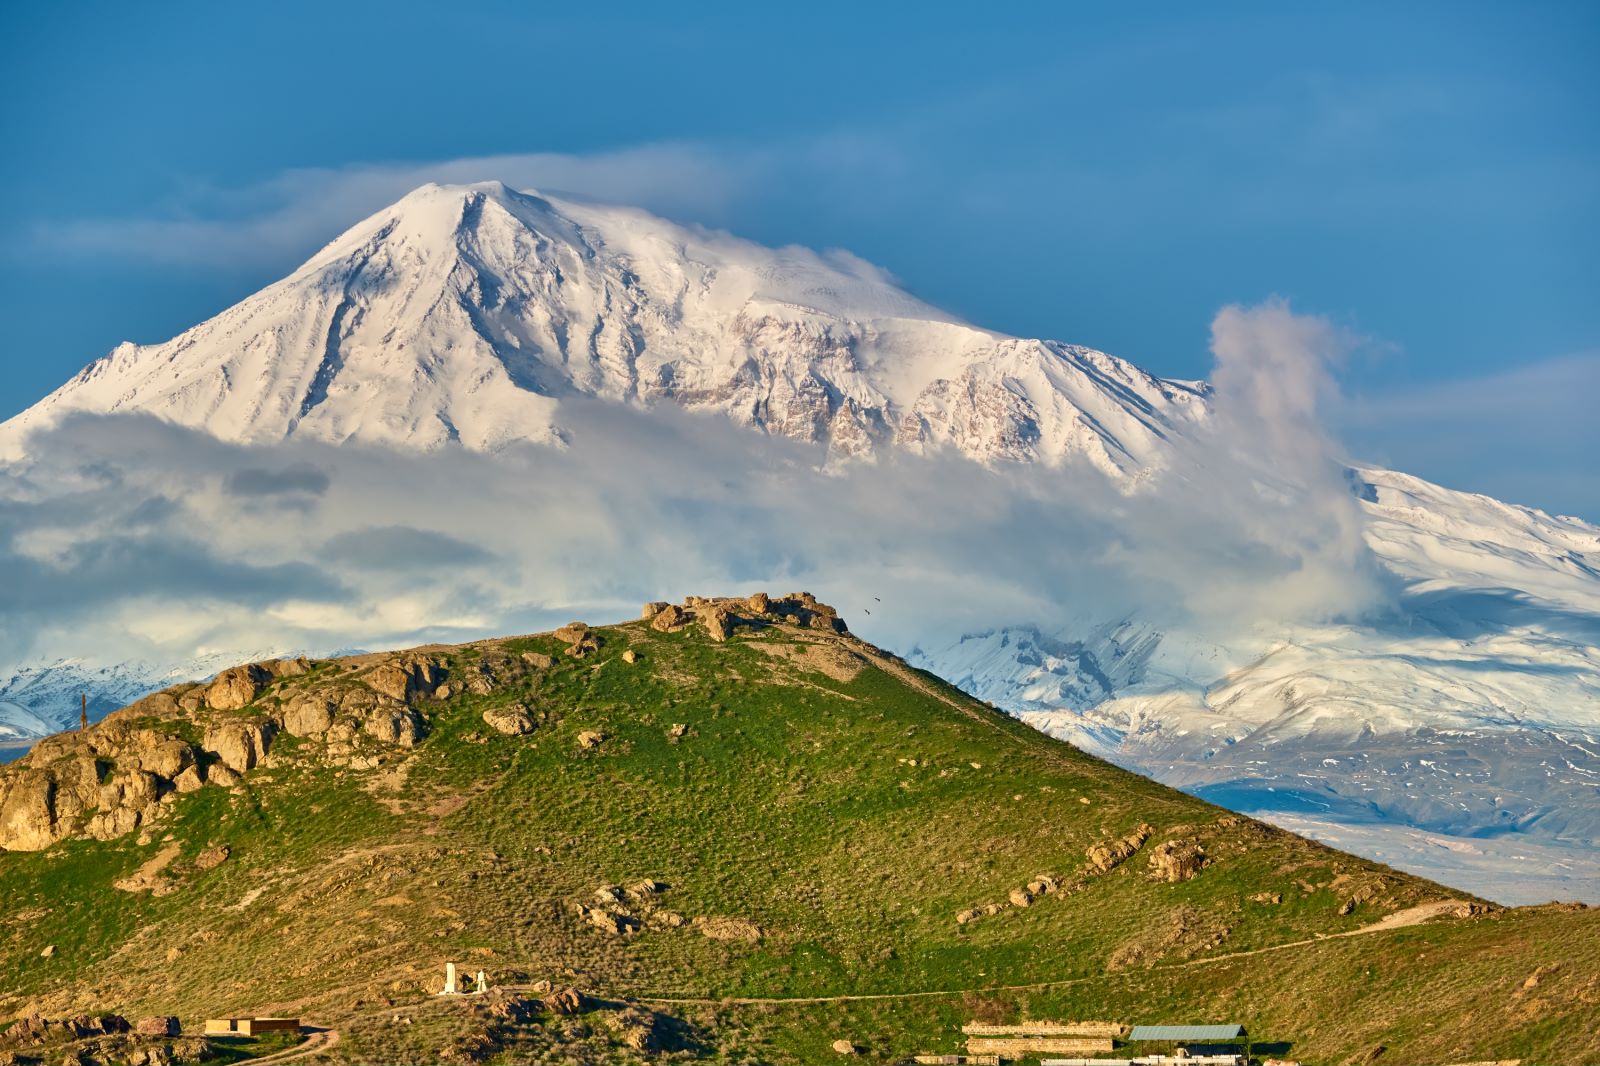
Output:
1 1 1596 514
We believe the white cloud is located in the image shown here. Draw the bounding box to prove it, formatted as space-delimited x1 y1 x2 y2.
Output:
0 301 1392 681
37 144 759 268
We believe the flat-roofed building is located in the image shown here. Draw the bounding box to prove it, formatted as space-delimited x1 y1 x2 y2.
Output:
203 1017 301 1037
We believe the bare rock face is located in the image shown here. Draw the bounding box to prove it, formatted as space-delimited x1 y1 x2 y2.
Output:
641 601 669 619
483 704 536 736
1148 840 1208 883
0 769 61 850
204 664 272 711
203 720 277 774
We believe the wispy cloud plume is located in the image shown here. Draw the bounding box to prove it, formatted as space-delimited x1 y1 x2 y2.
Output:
37 145 758 268
0 302 1390 683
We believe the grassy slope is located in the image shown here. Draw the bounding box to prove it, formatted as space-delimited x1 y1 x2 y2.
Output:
1 617 1595 1065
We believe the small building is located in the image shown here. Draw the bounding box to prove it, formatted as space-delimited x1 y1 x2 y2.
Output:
1127 1024 1249 1063
203 1017 302 1037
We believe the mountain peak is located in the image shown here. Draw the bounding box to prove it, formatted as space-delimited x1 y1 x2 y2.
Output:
0 183 1207 469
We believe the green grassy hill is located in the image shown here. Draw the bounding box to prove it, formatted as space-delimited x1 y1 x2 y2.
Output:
1 594 1595 1065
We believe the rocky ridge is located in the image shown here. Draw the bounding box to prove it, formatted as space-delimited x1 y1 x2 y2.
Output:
0 593 844 854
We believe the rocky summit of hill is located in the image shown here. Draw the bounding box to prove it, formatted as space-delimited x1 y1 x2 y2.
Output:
1 596 1596 1065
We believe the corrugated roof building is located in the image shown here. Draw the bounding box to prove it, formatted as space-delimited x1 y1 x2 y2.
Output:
1127 1024 1246 1042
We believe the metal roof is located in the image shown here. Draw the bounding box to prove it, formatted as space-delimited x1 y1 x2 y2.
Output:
1128 1025 1246 1041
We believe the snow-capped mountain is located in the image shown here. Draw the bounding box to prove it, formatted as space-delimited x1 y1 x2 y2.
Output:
0 649 289 744
2 180 1595 900
0 181 1207 476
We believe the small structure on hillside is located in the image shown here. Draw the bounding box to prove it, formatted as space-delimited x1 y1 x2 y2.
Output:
1126 1024 1249 1064
439 962 490 996
957 1021 1125 1059
203 1017 301 1037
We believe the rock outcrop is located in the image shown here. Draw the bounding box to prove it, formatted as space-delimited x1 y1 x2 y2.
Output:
640 592 847 643
483 705 536 736
203 664 272 711
1148 839 1208 883
1087 823 1153 874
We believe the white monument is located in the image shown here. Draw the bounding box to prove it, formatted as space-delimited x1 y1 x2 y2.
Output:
475 970 488 994
441 962 459 995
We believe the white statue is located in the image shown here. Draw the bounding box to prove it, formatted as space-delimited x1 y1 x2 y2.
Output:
442 962 459 995
475 970 488 994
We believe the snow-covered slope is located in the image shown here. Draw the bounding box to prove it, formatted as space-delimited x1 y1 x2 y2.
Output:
0 649 290 740
911 467 1600 899
1 180 1594 900
0 182 1207 475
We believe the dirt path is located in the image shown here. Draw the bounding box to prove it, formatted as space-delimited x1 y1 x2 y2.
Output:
627 899 1475 1007
240 1026 340 1064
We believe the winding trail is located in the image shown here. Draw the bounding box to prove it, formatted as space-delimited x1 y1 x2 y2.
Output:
623 900 1475 1007
239 1026 340 1065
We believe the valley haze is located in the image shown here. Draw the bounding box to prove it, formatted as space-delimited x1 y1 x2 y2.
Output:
1 181 1596 910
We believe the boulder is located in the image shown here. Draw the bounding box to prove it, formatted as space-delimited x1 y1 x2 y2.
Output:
554 622 590 645
667 723 688 740
641 602 669 619
746 592 771 614
832 1039 856 1056
203 720 277 774
1008 887 1034 908
365 655 445 703
135 1017 180 1038
548 987 586 1015
650 605 688 632
955 908 981 925
520 651 556 670
483 705 536 736
621 649 638 664
282 690 338 736
204 664 271 711
365 662 414 702
195 844 230 870
566 635 601 659
0 769 61 851
363 703 427 747
577 730 606 750
703 607 736 642
171 765 205 794
1148 840 1207 883
137 738 195 780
